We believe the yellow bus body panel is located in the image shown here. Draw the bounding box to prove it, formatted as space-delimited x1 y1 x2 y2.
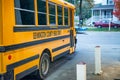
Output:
1 0 15 46
0 0 3 45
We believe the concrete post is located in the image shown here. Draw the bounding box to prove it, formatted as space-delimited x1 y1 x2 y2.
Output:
76 62 86 80
95 46 102 75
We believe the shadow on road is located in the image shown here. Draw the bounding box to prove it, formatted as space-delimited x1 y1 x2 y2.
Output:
77 31 88 35
20 53 76 80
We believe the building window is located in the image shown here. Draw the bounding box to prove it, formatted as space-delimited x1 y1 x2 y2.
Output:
37 0 47 25
15 0 35 25
57 5 63 25
109 1 113 5
93 10 99 16
49 3 56 25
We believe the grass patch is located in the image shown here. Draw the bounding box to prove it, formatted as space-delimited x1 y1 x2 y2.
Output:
87 27 120 32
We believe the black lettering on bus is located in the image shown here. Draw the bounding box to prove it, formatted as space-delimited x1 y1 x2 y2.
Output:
33 31 61 39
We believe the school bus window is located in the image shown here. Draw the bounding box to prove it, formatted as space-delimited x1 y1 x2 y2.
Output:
15 0 34 10
37 0 47 25
15 0 35 25
49 3 56 25
64 7 68 25
57 5 63 25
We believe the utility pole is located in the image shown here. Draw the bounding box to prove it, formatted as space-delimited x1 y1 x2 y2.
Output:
79 0 82 27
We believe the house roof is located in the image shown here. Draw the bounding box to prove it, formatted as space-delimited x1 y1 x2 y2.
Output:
92 5 114 10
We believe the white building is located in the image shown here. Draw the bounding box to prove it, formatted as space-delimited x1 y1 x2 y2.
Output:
102 0 114 5
91 0 118 23
91 5 114 22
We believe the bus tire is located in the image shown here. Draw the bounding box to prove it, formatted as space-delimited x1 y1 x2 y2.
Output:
39 52 50 79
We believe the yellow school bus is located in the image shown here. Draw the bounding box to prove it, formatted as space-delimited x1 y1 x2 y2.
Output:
0 0 76 79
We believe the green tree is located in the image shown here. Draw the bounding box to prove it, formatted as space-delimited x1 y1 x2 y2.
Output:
65 0 74 4
113 0 120 20
65 0 94 27
65 0 94 19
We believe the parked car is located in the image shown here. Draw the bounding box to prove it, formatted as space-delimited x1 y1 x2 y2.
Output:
75 26 87 33
94 20 120 28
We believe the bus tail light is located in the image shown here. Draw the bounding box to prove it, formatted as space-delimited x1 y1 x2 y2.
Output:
8 55 12 60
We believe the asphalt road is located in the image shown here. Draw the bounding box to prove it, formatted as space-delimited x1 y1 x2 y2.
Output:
46 32 120 80
22 32 120 80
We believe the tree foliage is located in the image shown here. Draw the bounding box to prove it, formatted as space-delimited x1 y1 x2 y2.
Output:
64 0 94 19
113 0 120 20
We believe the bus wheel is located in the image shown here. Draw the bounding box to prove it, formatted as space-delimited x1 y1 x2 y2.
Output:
39 52 50 79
